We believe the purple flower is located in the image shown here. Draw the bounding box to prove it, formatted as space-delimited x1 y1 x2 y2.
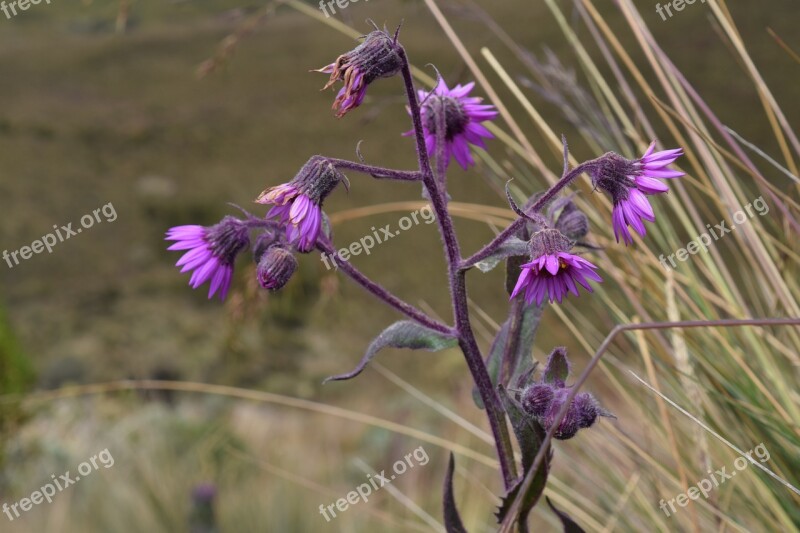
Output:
257 157 345 253
593 142 684 245
510 229 601 306
405 78 498 170
166 216 250 300
256 246 298 290
316 30 403 117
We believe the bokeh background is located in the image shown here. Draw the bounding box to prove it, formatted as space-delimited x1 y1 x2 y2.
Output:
0 0 798 531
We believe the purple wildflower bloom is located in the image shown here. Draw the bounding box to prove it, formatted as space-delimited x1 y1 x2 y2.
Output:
166 216 250 300
259 184 322 253
511 251 602 306
257 157 345 253
510 229 602 306
593 142 684 245
404 78 498 170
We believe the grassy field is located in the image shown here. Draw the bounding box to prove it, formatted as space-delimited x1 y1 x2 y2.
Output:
0 0 798 531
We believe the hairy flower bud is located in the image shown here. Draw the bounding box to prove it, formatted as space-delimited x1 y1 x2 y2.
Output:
554 202 589 242
528 228 573 258
521 383 554 418
574 392 599 429
317 29 404 117
256 246 297 290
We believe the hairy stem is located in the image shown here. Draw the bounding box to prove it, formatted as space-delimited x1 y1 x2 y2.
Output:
317 239 454 336
327 158 423 181
399 48 517 488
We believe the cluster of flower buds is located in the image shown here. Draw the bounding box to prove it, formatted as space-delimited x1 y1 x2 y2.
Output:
520 347 612 440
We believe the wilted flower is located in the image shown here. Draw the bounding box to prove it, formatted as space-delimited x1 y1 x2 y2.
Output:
256 246 298 291
592 142 684 245
405 78 498 170
510 229 601 306
165 216 250 300
317 29 404 117
520 347 610 440
257 156 345 253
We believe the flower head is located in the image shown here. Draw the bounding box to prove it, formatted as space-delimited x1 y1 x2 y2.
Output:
520 347 611 440
257 156 345 253
510 229 601 306
317 29 404 117
592 142 684 245
165 216 250 300
405 78 498 170
549 196 589 242
256 245 298 291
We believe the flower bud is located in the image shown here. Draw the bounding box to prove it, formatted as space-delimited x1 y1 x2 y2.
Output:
574 392 599 429
528 228 574 259
554 202 589 241
256 246 297 290
521 384 554 418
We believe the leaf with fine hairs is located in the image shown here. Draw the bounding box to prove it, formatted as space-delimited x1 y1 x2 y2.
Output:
323 321 457 383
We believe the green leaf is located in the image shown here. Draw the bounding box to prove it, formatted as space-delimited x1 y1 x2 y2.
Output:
496 386 551 532
472 301 543 409
473 237 529 273
324 321 457 383
472 319 510 409
542 347 570 384
443 453 469 533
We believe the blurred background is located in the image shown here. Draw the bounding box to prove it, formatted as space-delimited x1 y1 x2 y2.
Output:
0 0 798 531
